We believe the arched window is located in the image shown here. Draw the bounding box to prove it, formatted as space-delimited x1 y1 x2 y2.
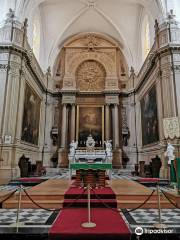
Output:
142 15 150 61
32 14 40 61
145 20 150 56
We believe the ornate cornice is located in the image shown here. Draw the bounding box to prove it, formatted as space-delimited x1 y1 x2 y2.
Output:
0 45 46 92
135 44 180 93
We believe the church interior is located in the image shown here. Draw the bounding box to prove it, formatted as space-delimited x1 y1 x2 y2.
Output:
0 0 180 239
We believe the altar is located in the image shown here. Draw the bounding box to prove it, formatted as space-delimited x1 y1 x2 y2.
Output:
68 135 113 187
70 163 112 187
68 135 112 162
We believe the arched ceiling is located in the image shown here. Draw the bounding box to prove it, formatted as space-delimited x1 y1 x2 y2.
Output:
6 0 164 72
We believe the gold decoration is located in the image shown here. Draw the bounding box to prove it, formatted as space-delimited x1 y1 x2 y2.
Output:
76 60 105 91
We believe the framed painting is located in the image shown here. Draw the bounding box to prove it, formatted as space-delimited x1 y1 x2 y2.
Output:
21 84 41 145
141 85 159 146
76 105 104 148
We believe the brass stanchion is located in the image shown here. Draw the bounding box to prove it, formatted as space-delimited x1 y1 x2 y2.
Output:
11 185 24 231
154 183 167 229
81 184 96 228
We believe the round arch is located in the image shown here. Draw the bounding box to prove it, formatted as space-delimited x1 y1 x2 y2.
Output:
76 59 106 91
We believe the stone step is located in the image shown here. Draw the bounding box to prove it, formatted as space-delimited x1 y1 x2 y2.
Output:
3 199 63 209
117 200 175 209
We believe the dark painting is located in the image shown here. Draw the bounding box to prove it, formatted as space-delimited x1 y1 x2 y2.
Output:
141 85 159 145
78 106 103 147
21 84 41 145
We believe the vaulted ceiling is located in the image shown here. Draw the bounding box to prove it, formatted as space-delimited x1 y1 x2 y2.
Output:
0 0 166 72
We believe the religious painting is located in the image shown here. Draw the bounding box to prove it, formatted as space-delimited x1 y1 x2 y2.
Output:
141 85 159 145
76 106 104 147
21 84 41 145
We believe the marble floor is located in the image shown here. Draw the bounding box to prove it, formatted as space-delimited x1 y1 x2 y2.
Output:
0 169 179 239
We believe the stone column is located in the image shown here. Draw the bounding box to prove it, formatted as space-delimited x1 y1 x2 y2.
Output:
70 104 76 141
113 104 120 148
61 104 67 148
105 104 110 140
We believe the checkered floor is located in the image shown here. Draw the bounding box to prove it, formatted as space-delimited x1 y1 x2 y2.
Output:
0 209 56 225
122 209 180 225
0 185 18 191
0 185 30 192
0 169 179 232
111 172 140 181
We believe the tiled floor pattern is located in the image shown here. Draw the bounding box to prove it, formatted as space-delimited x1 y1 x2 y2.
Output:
0 209 57 225
0 169 179 238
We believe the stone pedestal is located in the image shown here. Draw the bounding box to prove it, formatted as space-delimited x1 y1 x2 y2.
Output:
112 149 122 168
58 148 68 167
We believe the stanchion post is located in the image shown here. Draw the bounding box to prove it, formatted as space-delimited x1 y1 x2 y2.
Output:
10 185 25 231
16 185 22 232
81 184 96 228
154 182 167 229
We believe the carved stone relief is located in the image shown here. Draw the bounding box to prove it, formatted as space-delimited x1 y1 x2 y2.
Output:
54 34 129 91
65 48 115 76
76 60 105 91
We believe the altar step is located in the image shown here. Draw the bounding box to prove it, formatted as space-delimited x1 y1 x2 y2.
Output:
63 199 117 208
64 187 115 200
3 179 69 209
111 179 175 209
4 193 65 201
3 197 174 209
3 199 64 209
117 199 174 209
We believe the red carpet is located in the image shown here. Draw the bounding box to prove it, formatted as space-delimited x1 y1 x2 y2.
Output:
137 178 160 183
63 199 117 208
49 208 130 240
63 186 117 208
64 187 115 199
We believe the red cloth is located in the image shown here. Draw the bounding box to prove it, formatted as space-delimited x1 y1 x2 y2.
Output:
137 178 160 182
49 208 130 240
16 178 44 182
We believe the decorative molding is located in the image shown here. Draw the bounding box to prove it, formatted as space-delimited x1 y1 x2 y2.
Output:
0 64 8 71
62 95 76 104
174 65 180 72
105 95 119 105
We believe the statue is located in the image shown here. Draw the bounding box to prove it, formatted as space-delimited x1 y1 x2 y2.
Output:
69 140 78 155
105 140 112 156
165 142 176 182
86 134 95 151
165 143 175 165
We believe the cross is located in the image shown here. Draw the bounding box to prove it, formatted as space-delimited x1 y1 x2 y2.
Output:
168 9 176 21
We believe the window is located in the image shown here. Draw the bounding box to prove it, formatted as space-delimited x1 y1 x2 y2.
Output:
142 15 150 61
32 14 40 61
144 20 150 56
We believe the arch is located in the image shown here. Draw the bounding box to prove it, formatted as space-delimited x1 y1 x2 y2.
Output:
76 59 106 91
65 50 115 77
53 32 124 79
